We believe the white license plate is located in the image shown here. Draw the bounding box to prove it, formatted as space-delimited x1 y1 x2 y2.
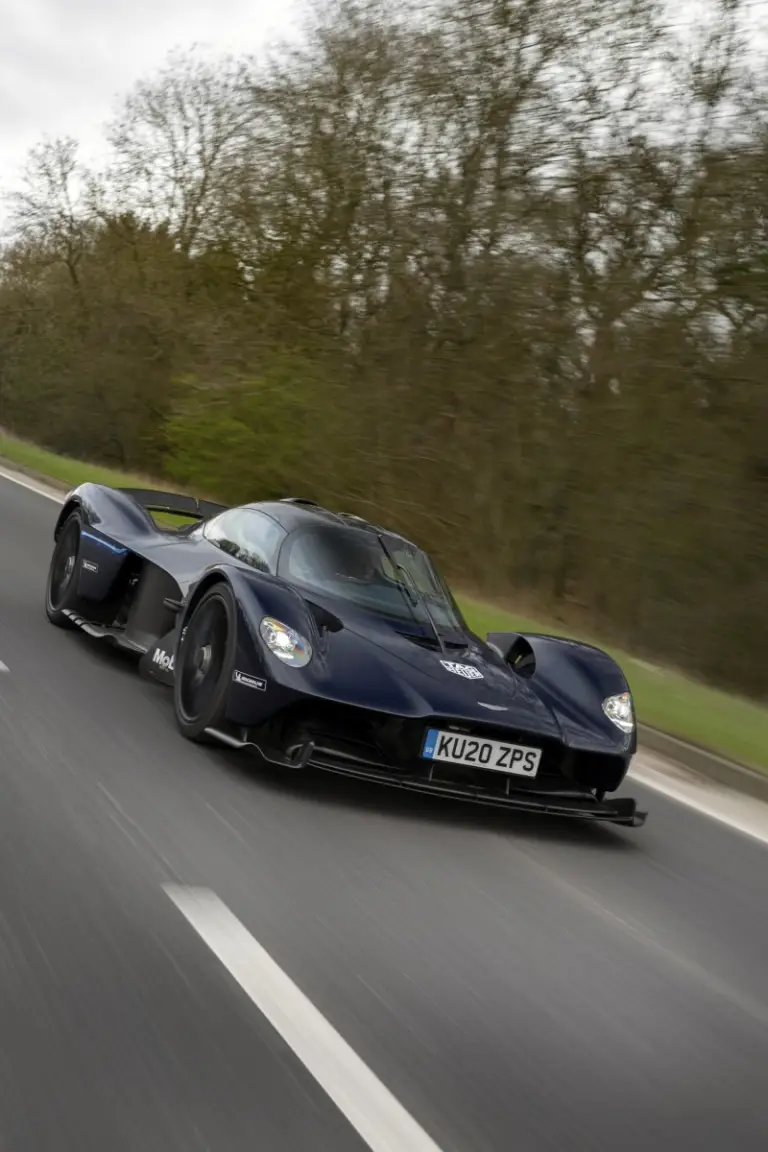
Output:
421 728 541 777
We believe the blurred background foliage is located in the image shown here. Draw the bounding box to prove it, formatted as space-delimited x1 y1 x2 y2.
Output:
0 0 765 697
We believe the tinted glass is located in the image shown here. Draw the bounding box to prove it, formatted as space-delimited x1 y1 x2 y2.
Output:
204 509 286 573
278 524 465 630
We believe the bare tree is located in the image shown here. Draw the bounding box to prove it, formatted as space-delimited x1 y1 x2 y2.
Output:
106 47 256 254
4 136 93 293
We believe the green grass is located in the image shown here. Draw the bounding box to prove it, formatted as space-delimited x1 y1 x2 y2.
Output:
0 436 155 491
2 431 767 773
0 436 195 528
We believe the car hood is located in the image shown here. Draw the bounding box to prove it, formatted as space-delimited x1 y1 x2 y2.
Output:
330 615 565 737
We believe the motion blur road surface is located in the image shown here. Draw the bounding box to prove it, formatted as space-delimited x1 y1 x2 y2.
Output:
0 473 767 1152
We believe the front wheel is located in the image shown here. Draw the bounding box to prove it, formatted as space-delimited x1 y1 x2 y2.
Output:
173 583 238 742
45 512 84 628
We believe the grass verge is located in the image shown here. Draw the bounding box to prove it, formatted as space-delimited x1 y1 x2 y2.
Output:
2 432 766 774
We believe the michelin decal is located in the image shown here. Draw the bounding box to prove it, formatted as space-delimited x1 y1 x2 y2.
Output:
233 670 267 691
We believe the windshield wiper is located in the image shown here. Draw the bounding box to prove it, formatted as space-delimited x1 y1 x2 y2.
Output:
376 533 447 656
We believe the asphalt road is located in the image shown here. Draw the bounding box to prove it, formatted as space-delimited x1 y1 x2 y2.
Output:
1 474 767 1152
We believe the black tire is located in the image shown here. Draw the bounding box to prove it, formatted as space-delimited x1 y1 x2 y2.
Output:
173 582 238 742
45 512 84 628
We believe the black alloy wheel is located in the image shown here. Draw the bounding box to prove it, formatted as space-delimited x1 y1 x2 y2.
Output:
173 583 238 742
45 513 83 627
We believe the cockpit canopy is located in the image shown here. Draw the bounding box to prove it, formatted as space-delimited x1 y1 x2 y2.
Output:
280 524 465 631
201 505 465 632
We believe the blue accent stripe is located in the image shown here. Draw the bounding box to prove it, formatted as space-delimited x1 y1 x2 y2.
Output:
81 530 128 555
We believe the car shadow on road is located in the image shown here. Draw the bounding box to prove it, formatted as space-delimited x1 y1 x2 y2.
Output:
211 746 643 856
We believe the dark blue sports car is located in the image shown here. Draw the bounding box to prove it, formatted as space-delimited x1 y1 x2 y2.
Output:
45 485 646 827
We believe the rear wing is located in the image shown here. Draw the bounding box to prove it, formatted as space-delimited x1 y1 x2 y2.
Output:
118 487 229 522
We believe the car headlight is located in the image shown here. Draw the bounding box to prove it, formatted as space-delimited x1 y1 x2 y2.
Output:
259 617 312 668
602 691 634 733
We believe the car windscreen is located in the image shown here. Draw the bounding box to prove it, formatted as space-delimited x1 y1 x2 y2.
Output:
278 524 465 631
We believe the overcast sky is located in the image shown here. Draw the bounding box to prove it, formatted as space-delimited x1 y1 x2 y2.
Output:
0 0 764 200
0 0 300 186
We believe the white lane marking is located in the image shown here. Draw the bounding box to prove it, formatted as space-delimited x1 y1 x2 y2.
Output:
0 661 9 673
629 752 768 847
0 461 765 843
0 464 65 504
163 885 444 1152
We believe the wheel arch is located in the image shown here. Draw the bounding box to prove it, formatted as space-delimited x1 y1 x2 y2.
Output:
486 630 636 755
180 564 283 638
178 567 290 691
54 496 83 539
487 630 630 687
180 569 235 633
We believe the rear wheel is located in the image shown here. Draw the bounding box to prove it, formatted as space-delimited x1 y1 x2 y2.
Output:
45 512 84 628
173 583 238 742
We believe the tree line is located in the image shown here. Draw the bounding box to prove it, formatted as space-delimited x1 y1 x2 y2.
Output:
0 0 765 698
